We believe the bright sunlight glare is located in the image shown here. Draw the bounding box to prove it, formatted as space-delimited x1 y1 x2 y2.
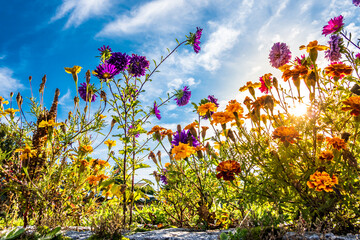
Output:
288 102 309 117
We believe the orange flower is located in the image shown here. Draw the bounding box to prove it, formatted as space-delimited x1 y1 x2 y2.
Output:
86 175 98 185
14 144 37 160
307 171 338 192
324 62 353 79
79 159 89 166
97 159 110 167
342 96 360 116
319 150 334 162
160 129 173 137
147 125 166 135
272 126 301 144
216 160 241 181
164 163 171 168
171 142 195 160
299 40 329 52
281 64 309 82
239 81 261 92
197 102 217 116
96 174 109 181
326 137 346 150
211 111 234 125
225 100 244 117
80 145 93 153
316 134 324 142
184 121 199 130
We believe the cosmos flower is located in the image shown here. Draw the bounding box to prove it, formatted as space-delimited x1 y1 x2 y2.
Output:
326 137 347 150
322 15 344 36
307 171 338 192
171 129 200 147
186 27 203 53
342 96 360 116
269 42 292 68
128 54 149 77
324 62 353 79
107 52 130 73
272 126 301 145
78 82 97 102
216 160 241 181
354 0 360 6
174 86 191 106
171 142 196 160
325 35 342 62
94 63 118 81
153 102 161 120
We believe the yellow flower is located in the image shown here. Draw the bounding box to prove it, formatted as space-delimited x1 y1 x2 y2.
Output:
96 159 110 167
164 163 171 168
147 125 166 135
64 65 82 82
98 114 106 119
171 143 195 160
38 119 63 128
210 111 234 125
326 137 346 150
96 174 109 181
4 108 19 117
307 171 338 192
299 40 329 52
197 102 218 116
239 81 261 92
86 175 98 185
14 144 37 160
104 139 116 148
272 126 301 145
80 145 93 153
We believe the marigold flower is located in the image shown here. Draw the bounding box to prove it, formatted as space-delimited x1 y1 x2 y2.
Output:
322 15 344 36
160 129 173 137
80 145 93 153
97 159 110 167
342 96 360 116
64 66 82 75
96 174 109 181
99 114 106 119
216 160 241 181
281 64 309 82
299 40 329 52
14 144 37 160
4 108 19 117
211 111 234 125
324 62 352 79
38 119 63 128
272 126 301 144
164 163 171 168
184 121 199 130
326 137 346 150
269 42 292 68
259 73 273 94
225 100 244 117
104 139 116 148
317 134 325 142
239 81 261 92
86 175 98 185
197 102 218 116
319 150 334 162
171 142 195 160
307 171 338 192
148 125 166 135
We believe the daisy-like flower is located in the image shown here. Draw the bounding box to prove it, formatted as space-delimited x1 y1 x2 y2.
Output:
319 150 334 162
269 42 292 68
186 27 203 53
128 54 149 77
325 35 342 62
197 102 218 116
78 82 97 102
216 160 241 181
225 100 244 118
342 96 360 116
38 119 63 128
307 171 338 192
107 52 130 73
299 40 329 53
171 142 195 160
104 139 116 148
174 86 191 106
65 66 82 82
322 15 344 36
259 74 272 94
354 0 360 6
272 126 301 145
14 144 37 161
4 108 19 117
152 102 161 120
171 129 200 147
239 81 261 92
164 163 171 168
94 63 118 81
324 62 353 79
326 137 347 150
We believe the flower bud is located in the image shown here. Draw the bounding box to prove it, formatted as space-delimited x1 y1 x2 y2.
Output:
227 129 236 142
272 77 278 89
157 151 162 164
86 70 91 84
148 151 157 165
100 90 107 102
189 127 198 139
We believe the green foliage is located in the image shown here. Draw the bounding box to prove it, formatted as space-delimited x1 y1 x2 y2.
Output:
0 228 25 240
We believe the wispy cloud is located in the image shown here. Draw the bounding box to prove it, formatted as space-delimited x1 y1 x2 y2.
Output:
0 55 5 60
59 88 72 105
97 0 208 37
0 67 24 96
51 0 114 28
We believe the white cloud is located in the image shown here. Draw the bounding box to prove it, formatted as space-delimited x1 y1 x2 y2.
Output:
0 67 24 97
59 88 72 106
0 55 5 60
51 0 113 28
97 0 208 36
167 77 199 90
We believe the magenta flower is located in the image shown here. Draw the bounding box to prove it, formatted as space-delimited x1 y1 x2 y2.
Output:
356 53 360 59
128 54 149 77
78 82 97 102
171 129 200 147
98 45 112 62
259 76 272 94
98 45 112 53
94 63 118 81
129 124 140 138
322 15 344 36
108 52 130 73
153 102 161 120
269 42 292 68
186 27 203 53
325 35 342 62
353 0 360 6
174 86 191 106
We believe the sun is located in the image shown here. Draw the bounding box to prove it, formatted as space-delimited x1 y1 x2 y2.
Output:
288 102 309 117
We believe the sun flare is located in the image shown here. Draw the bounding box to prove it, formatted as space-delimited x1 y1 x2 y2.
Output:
288 103 309 117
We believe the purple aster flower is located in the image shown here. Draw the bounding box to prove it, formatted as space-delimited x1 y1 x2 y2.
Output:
128 54 149 77
171 129 200 147
322 15 344 36
98 45 112 53
153 102 161 120
94 63 118 81
269 42 292 68
160 169 168 185
174 86 191 106
354 0 360 6
78 82 97 102
98 45 112 62
325 35 342 62
186 27 203 53
108 52 130 73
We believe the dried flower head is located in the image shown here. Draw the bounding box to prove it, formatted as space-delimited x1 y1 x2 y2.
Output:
326 137 347 150
342 96 360 116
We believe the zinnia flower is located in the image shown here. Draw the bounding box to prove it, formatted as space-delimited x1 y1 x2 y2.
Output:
269 42 292 68
174 86 191 106
107 52 130 73
128 54 149 77
272 126 301 145
171 129 200 147
171 142 195 160
152 102 161 120
216 160 241 181
342 96 360 116
322 15 344 36
307 171 338 192
354 0 360 6
94 63 118 81
326 137 347 150
325 35 342 62
186 27 203 53
324 62 353 79
78 82 97 102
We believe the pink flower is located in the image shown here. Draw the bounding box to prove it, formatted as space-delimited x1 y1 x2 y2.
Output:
322 15 344 36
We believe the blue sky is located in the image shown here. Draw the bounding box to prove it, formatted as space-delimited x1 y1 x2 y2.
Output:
1 0 360 183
